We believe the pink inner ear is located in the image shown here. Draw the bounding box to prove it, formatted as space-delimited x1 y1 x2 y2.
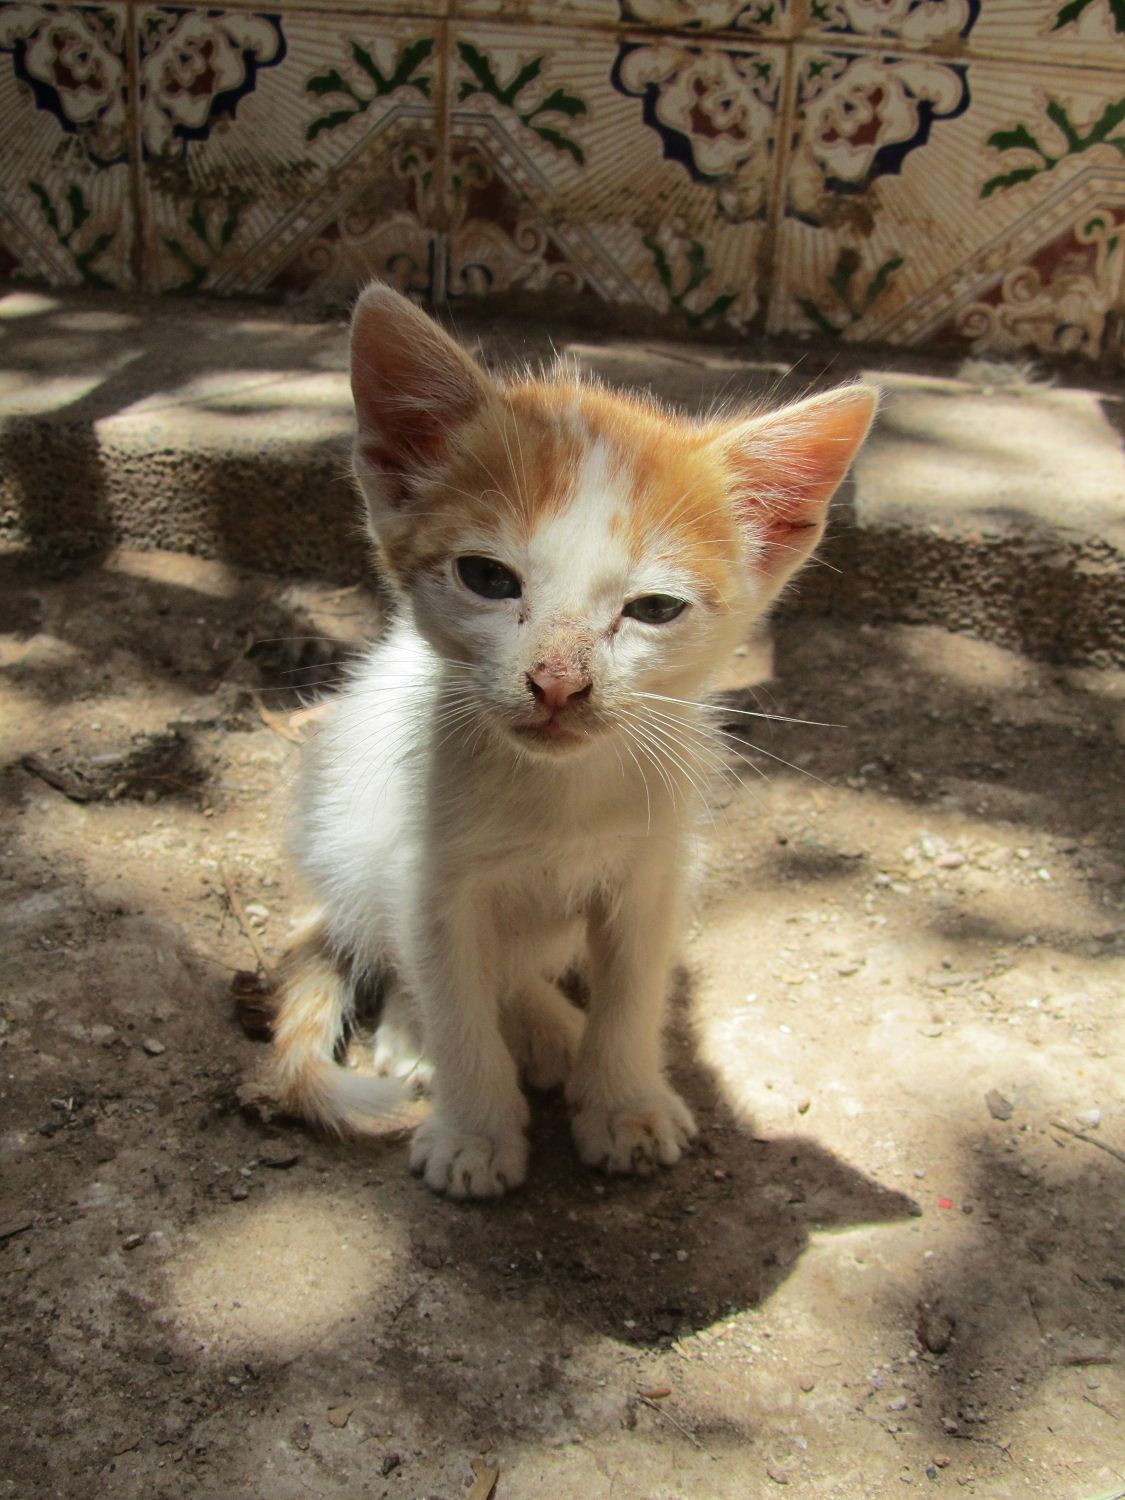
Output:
720 386 877 573
350 285 491 504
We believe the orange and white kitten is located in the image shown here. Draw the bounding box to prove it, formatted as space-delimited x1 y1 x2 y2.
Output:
261 284 875 1199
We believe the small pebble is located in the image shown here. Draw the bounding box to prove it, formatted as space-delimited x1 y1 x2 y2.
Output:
1075 1109 1101 1131
985 1090 1013 1122
141 1037 166 1057
230 1185 249 1202
122 1233 144 1251
797 1098 811 1115
259 1147 300 1170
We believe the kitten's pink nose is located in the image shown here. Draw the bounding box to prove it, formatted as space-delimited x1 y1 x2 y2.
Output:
527 666 592 713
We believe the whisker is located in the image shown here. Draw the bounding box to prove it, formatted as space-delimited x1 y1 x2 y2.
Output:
633 691 845 731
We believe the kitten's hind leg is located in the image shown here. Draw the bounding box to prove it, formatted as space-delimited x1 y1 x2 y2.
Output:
502 979 585 1092
243 917 405 1133
371 978 433 1094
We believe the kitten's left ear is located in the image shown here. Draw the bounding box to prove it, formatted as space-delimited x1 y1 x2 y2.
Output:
715 384 877 596
350 281 495 516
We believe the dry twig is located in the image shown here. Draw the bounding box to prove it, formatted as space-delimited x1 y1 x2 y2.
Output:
219 861 275 986
1050 1121 1125 1167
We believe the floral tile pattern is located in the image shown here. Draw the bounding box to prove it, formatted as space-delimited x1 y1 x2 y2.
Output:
445 26 782 326
0 0 1122 360
0 4 134 288
135 9 442 296
770 52 1125 362
803 0 1125 69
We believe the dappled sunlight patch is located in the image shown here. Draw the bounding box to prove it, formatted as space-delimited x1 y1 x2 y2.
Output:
52 309 137 335
0 370 109 412
861 384 1125 532
122 368 349 416
165 1189 403 1359
106 547 246 598
0 671 138 763
0 290 59 319
887 624 1033 695
110 378 353 446
199 370 347 413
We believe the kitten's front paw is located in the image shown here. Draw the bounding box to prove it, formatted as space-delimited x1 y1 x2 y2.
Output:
409 1112 528 1199
571 1085 696 1176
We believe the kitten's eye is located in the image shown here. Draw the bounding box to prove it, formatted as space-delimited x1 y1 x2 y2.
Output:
623 594 688 625
456 555 522 600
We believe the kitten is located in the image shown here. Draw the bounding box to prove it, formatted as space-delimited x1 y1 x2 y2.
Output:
257 284 875 1199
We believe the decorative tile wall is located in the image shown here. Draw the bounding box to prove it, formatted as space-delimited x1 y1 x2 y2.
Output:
1 1 1124 362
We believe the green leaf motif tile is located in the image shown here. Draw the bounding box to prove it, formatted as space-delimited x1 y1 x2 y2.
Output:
643 235 739 327
982 94 1125 198
28 180 117 289
306 37 434 141
796 247 904 336
163 198 245 293
1052 0 1125 33
455 42 588 163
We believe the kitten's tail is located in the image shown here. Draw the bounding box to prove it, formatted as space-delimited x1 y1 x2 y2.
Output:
249 917 406 1133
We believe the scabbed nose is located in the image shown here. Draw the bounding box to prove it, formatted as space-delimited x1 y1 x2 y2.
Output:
527 666 592 713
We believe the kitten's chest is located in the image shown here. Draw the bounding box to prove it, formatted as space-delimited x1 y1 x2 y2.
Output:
428 747 675 897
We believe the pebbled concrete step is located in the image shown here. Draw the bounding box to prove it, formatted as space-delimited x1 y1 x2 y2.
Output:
2 287 1123 665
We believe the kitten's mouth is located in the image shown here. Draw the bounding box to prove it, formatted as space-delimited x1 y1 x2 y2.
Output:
510 714 590 750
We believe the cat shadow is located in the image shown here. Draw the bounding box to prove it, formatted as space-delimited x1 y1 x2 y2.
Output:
383 1004 918 1348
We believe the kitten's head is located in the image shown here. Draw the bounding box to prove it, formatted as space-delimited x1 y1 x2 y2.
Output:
350 283 875 759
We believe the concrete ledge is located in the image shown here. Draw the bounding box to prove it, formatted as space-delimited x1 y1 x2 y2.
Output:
2 287 1124 663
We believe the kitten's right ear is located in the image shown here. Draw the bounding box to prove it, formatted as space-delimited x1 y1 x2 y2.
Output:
350 282 493 513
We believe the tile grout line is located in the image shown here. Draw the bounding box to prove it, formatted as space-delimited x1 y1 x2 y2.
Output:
757 36 799 339
124 1 146 291
432 13 452 304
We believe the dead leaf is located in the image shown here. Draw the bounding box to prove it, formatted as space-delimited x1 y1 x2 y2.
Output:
252 692 305 744
113 1436 141 1456
288 701 334 734
638 1385 671 1400
326 1405 352 1429
469 1457 500 1500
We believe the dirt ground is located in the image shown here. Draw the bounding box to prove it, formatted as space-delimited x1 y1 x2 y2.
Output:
1 546 1123 1500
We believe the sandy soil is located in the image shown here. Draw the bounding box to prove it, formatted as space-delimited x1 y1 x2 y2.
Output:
1 548 1122 1500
